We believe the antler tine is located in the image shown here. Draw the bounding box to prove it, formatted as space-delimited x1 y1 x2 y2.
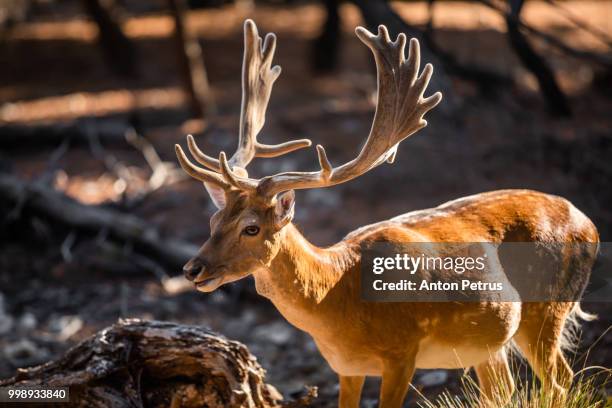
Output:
174 144 231 189
184 20 311 175
219 151 258 190
186 134 219 171
256 26 442 197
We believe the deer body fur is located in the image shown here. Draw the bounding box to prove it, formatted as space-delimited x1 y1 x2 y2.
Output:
253 190 597 395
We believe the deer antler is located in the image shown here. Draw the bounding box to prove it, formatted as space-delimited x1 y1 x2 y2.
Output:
175 145 231 189
255 25 442 196
176 23 442 196
184 19 311 176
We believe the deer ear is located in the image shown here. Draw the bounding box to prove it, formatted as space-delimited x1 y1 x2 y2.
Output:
204 182 226 209
274 190 295 229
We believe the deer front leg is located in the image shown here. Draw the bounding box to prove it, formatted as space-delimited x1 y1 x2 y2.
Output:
339 375 365 408
379 354 416 408
475 349 515 406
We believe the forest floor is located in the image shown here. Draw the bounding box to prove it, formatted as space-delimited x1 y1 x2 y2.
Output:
0 1 611 406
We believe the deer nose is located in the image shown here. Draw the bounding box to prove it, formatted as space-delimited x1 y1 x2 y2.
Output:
183 258 206 281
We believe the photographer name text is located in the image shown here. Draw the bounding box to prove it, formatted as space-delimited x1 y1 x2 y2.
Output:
371 254 503 292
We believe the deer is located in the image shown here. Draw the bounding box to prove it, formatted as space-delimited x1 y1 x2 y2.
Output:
174 20 599 408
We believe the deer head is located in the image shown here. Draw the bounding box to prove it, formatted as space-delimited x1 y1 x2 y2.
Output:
176 19 441 292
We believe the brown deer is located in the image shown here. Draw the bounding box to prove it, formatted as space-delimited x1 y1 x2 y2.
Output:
175 20 599 408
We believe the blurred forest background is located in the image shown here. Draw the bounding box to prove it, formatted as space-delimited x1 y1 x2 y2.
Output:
0 0 610 405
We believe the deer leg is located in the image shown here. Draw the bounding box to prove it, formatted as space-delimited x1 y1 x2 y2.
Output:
339 375 365 408
514 302 574 402
474 348 515 406
379 356 416 408
554 352 574 389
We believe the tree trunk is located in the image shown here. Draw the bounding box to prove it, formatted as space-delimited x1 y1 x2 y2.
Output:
82 0 137 77
505 0 571 117
0 319 316 407
167 0 215 119
349 0 452 97
312 0 341 73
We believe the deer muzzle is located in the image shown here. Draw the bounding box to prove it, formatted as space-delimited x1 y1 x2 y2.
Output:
183 257 225 292
183 257 207 281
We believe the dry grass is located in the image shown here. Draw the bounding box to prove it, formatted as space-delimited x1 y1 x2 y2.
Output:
417 367 611 408
416 326 612 408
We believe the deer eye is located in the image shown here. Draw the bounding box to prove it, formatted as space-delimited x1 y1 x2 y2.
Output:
243 226 260 236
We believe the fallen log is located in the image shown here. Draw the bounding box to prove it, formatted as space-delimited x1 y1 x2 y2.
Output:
0 319 317 407
0 173 197 271
0 121 131 152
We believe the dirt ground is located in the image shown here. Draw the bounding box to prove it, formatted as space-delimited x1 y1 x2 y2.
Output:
0 1 611 406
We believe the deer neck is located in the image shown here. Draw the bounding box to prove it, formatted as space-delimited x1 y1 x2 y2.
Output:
253 223 358 314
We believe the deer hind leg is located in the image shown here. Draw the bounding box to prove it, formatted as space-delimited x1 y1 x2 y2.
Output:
514 302 574 402
475 348 515 407
339 375 365 408
379 355 416 408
